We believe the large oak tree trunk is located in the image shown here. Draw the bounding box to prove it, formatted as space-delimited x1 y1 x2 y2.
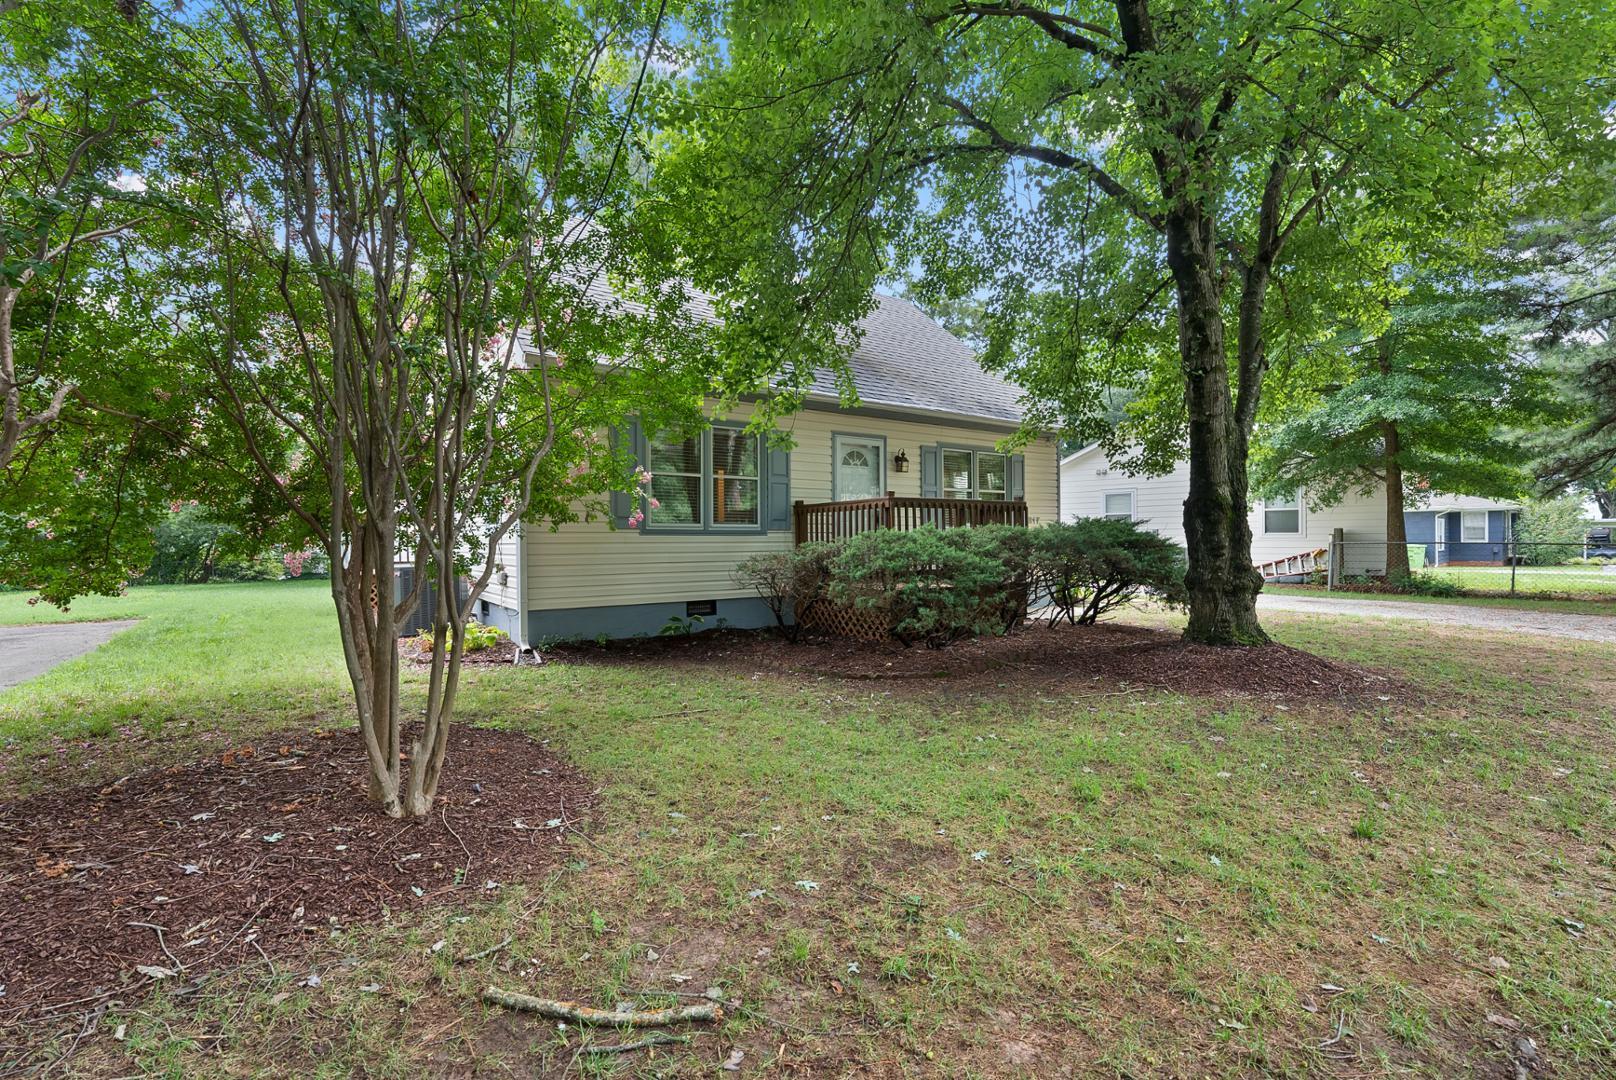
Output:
1167 211 1269 646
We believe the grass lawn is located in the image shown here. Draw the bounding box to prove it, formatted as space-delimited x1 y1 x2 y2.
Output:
1265 582 1616 617
1420 563 1616 599
0 581 349 752
3 581 1614 1076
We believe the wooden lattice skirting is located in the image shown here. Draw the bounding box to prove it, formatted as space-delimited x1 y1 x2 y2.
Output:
795 599 891 643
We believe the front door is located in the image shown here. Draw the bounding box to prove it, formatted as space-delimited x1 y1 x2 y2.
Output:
833 435 884 501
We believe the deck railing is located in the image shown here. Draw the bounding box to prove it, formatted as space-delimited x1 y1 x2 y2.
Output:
792 492 1029 545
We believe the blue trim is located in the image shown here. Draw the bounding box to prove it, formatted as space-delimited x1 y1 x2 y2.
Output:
527 597 781 643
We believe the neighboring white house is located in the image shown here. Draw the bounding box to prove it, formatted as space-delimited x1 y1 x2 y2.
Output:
477 295 1060 643
1059 443 1521 577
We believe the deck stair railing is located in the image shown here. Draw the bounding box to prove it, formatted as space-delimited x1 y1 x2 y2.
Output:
1255 547 1329 582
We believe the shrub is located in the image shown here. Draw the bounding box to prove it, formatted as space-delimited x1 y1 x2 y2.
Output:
1514 497 1592 562
1030 518 1187 625
732 519 1184 646
1406 574 1462 598
731 543 836 642
938 523 1035 633
415 619 508 654
826 525 1017 648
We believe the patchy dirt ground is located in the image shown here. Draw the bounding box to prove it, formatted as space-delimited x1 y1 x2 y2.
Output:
0 727 593 1024
543 620 1401 704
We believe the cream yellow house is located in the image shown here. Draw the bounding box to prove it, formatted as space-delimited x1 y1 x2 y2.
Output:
478 295 1060 643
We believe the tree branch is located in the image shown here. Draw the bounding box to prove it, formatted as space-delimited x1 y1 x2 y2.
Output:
937 95 1162 232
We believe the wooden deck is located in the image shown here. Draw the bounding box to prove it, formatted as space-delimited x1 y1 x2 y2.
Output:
793 492 1028 545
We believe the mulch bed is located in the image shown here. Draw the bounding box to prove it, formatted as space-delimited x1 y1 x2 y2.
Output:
0 727 593 1025
399 639 520 667
543 619 1399 703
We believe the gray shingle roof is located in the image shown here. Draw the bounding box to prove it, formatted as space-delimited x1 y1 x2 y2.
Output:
815 294 1023 425
519 282 1025 426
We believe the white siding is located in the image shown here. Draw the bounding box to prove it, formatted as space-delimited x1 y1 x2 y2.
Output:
524 403 1060 612
480 527 522 612
1059 446 1391 576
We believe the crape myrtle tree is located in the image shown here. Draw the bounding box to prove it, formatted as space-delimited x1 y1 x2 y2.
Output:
673 0 1614 644
1251 271 1558 579
154 0 718 818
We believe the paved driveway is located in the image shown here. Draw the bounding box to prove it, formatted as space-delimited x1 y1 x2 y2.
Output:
0 620 138 689
1257 593 1616 646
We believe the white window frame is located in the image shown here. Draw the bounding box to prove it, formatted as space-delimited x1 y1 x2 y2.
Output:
1101 490 1136 521
831 433 886 502
1460 510 1489 543
1261 490 1304 536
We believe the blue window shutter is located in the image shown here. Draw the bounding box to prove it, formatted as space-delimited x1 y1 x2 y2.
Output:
765 443 791 531
1009 455 1025 500
609 419 643 529
920 445 940 497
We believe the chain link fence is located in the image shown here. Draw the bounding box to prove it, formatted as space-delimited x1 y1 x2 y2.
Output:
1321 539 1616 599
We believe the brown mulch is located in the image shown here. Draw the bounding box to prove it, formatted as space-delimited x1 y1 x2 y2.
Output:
399 640 520 667
0 727 592 1024
543 620 1399 703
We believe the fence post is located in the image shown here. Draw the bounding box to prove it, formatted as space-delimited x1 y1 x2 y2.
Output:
1509 541 1518 595
1328 527 1344 590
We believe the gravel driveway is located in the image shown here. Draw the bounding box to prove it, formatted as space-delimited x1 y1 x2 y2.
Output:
1257 593 1616 645
0 620 138 689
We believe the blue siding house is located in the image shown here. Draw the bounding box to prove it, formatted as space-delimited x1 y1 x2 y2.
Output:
1404 500 1521 566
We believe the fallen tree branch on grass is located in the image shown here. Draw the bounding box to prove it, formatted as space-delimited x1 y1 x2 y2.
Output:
481 987 725 1026
579 1032 692 1054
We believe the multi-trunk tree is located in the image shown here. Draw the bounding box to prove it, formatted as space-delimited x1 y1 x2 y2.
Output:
676 0 1614 643
143 0 719 818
